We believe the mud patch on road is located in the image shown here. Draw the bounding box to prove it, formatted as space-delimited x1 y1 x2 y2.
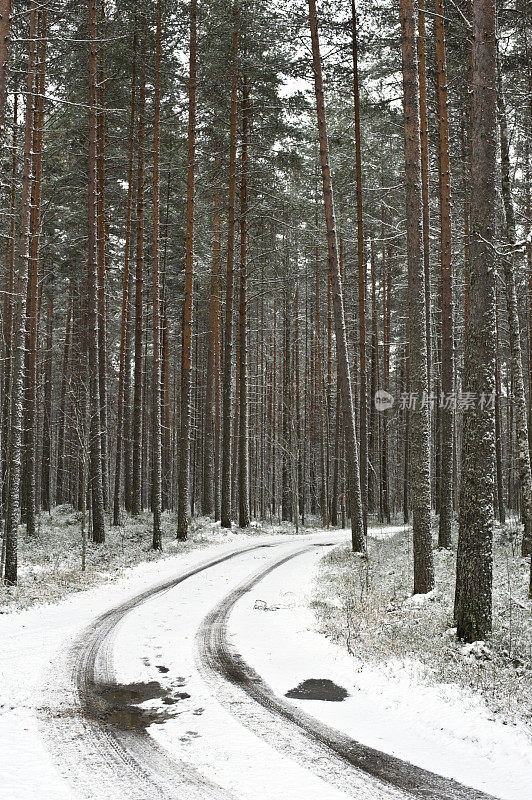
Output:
285 678 348 701
83 681 188 730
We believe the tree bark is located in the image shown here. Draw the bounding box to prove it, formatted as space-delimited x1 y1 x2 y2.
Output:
496 57 532 558
87 0 106 543
399 0 434 592
308 0 364 552
4 3 37 581
2 90 17 518
177 0 197 540
131 35 146 517
238 71 250 528
56 287 73 506
417 0 431 401
41 285 53 512
96 2 109 511
454 0 497 642
0 0 12 149
435 0 454 549
22 7 46 537
113 33 136 526
221 4 239 529
282 287 293 522
203 158 222 518
152 0 163 549
352 2 367 531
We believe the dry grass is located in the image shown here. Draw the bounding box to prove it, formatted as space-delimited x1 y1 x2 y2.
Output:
0 507 270 613
312 520 532 726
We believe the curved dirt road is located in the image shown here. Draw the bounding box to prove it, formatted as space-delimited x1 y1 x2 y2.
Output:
197 548 497 800
42 535 498 800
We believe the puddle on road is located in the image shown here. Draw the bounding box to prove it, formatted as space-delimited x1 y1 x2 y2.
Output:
84 680 190 731
285 678 349 702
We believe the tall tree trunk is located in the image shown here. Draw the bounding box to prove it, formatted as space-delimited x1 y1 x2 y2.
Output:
238 71 250 528
131 36 146 517
56 287 73 505
221 5 239 529
231 309 241 518
399 0 434 592
113 33 136 526
0 0 12 149
308 0 364 551
435 0 454 549
381 204 392 523
496 58 532 558
87 0 106 543
177 0 197 540
368 240 380 517
417 0 431 400
22 8 46 537
282 288 293 522
203 157 221 517
494 294 505 524
314 223 328 526
152 0 163 549
270 313 277 518
526 137 532 465
41 285 53 512
2 90 18 518
352 1 367 531
96 3 109 511
454 0 497 641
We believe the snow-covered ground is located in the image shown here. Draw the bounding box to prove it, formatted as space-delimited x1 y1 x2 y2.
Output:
230 547 532 800
0 533 309 800
1 523 530 800
112 536 358 800
0 530 347 800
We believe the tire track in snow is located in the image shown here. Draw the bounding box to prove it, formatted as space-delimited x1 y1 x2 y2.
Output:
42 542 276 800
197 547 499 800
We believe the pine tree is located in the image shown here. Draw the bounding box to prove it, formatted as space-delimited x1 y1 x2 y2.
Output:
238 69 250 529
221 5 239 530
496 56 532 559
87 0 106 543
4 2 38 583
113 32 137 527
454 0 497 642
435 0 454 549
351 1 367 532
177 0 197 541
307 0 364 552
399 0 434 593
131 33 146 518
152 0 163 549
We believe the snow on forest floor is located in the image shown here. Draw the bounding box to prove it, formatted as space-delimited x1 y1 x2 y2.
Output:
0 530 346 800
312 519 531 729
230 533 532 800
0 506 309 613
0 514 530 800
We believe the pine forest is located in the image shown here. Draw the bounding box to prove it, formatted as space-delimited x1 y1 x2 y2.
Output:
0 2 530 799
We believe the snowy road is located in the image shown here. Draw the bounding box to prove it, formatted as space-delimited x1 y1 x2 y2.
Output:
1 530 528 800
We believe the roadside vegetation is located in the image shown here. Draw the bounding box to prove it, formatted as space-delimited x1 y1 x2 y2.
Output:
312 523 531 727
0 507 301 613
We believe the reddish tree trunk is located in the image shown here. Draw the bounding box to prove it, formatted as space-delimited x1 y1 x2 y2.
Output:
177 0 197 540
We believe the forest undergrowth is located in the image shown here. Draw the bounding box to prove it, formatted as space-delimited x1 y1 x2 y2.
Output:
312 522 532 728
0 508 300 613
